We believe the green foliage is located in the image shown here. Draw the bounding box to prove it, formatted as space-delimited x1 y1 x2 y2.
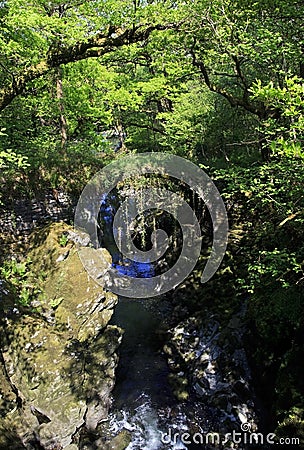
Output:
0 258 41 307
0 62 116 195
58 233 68 247
49 296 64 309
157 82 214 156
208 156 304 435
251 77 304 158
212 158 304 291
239 249 302 293
0 128 29 199
2 0 303 185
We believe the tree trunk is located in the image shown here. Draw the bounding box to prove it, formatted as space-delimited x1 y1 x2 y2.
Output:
56 68 68 151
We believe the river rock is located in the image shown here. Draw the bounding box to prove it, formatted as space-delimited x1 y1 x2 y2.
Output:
164 311 258 436
0 223 121 449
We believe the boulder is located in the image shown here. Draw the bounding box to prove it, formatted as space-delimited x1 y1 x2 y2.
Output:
0 223 121 449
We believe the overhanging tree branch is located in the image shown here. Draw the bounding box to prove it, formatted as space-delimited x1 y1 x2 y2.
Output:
190 45 281 120
0 23 177 112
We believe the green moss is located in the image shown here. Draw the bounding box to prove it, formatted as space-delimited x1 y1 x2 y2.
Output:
0 222 120 446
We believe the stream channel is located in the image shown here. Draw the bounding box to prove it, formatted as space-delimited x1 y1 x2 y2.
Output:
103 296 219 450
96 192 224 450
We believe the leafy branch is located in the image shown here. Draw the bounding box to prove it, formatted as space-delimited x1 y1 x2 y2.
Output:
0 23 178 112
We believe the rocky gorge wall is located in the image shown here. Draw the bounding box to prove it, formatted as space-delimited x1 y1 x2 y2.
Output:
0 190 75 260
0 222 122 450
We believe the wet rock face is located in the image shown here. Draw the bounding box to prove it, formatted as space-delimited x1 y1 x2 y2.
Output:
0 223 121 449
164 311 258 435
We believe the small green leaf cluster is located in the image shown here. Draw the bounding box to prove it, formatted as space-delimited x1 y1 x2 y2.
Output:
49 296 63 309
239 249 302 293
58 233 68 247
0 128 29 174
0 258 42 307
251 77 304 158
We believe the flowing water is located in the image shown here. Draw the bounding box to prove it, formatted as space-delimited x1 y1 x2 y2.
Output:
103 296 217 450
97 192 223 449
108 296 185 449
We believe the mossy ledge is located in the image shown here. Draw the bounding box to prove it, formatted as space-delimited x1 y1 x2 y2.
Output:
0 222 122 450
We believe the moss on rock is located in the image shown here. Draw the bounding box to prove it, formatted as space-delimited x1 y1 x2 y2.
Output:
0 222 121 449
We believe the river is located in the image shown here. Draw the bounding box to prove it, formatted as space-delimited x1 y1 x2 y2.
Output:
102 296 219 450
